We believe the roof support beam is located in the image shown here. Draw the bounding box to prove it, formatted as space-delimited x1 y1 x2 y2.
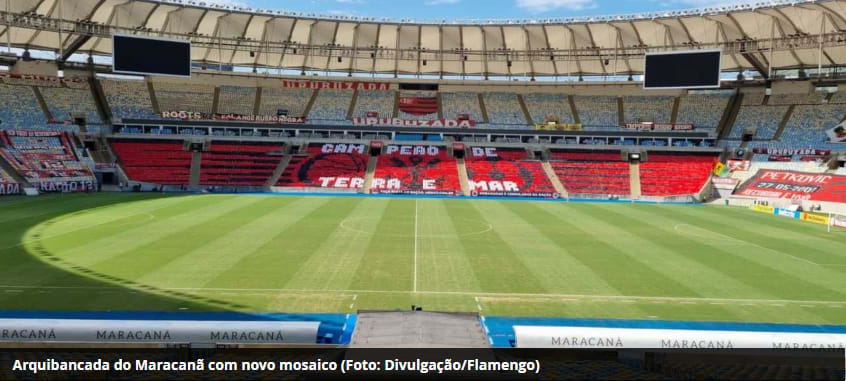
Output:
59 34 90 62
370 23 381 75
541 25 559 77
252 17 271 68
275 17 298 70
480 26 489 79
522 26 535 79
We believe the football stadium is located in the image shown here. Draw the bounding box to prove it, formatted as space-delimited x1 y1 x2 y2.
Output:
0 0 846 379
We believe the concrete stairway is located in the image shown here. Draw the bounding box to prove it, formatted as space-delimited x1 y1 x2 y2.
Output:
265 155 292 189
456 158 471 196
189 151 202 187
629 162 642 198
360 155 379 194
541 160 568 197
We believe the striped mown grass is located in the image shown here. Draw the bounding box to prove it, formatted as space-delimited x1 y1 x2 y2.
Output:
1 193 844 325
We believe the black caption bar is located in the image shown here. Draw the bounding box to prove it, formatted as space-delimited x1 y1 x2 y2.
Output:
0 348 843 380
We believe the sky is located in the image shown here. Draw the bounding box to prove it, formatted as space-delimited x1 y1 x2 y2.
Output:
203 0 757 21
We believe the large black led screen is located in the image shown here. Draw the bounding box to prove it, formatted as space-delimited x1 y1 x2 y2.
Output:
644 50 721 89
113 35 191 77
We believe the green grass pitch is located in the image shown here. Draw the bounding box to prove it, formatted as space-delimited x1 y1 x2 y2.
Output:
1 193 845 325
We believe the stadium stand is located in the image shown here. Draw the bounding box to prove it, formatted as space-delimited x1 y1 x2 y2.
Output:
0 130 94 186
482 92 527 126
0 82 50 129
352 90 394 119
100 78 159 120
154 82 215 114
573 96 618 130
639 153 717 196
726 105 789 140
217 86 257 115
39 83 102 125
258 87 312 117
372 145 461 195
675 93 731 130
464 148 558 196
0 166 14 184
275 144 369 189
441 92 484 122
740 91 766 106
307 89 354 122
523 93 575 124
548 151 630 195
829 91 846 104
397 90 439 120
770 104 845 150
199 143 282 186
767 92 825 106
623 96 674 123
110 140 192 185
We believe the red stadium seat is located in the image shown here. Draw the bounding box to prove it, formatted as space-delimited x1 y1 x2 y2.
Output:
549 151 630 195
199 143 282 186
110 140 192 185
371 147 460 194
639 153 717 196
465 148 557 197
275 144 369 189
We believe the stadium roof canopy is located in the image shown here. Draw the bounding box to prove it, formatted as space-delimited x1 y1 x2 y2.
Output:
2 0 846 78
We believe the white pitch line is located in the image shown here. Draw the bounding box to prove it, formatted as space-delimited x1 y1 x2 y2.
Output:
413 199 418 293
3 284 845 307
673 223 846 267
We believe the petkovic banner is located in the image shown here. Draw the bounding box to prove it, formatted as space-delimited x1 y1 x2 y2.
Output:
735 170 846 202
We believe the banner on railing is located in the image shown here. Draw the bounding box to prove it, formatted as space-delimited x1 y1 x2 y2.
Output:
801 212 830 225
727 160 750 172
712 177 739 190
713 162 728 177
352 118 475 128
775 208 800 219
37 180 95 193
622 123 694 131
281 80 392 91
535 123 582 131
5 130 62 137
750 204 775 214
0 183 21 196
0 318 319 344
398 97 438 116
0 72 86 83
514 325 846 348
751 148 832 156
827 121 846 143
160 111 306 124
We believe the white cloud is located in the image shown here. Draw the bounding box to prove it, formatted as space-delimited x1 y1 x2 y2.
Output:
425 0 460 5
515 0 597 13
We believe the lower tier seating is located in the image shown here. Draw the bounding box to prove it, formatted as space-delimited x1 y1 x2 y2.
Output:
372 148 461 194
639 153 717 196
0 131 94 186
199 143 283 186
111 140 191 185
275 144 369 189
465 148 557 196
549 151 630 195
